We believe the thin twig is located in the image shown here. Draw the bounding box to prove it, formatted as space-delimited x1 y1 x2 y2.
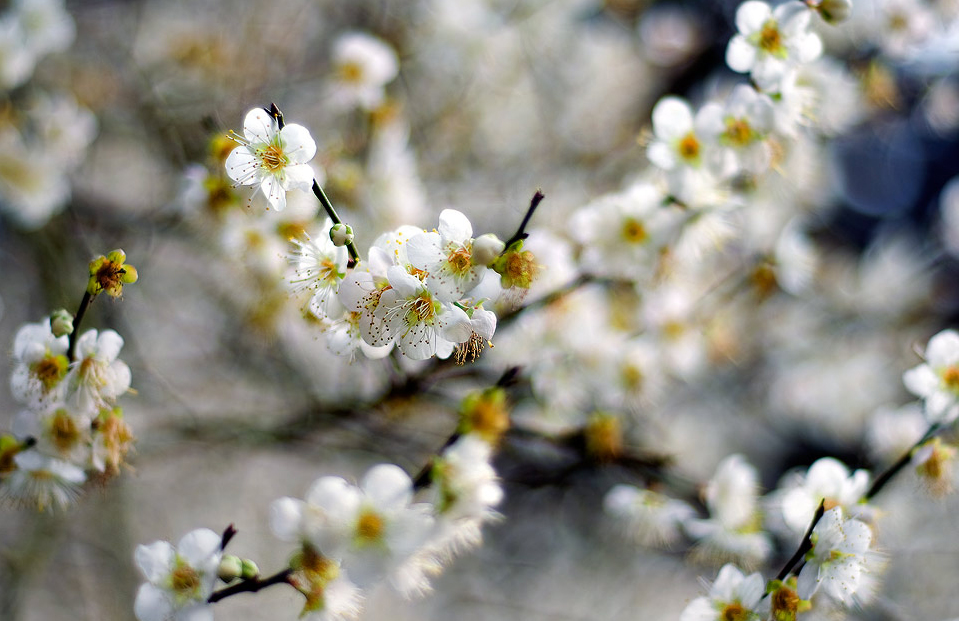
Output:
773 500 826 584
67 291 94 362
503 191 544 250
312 179 360 266
208 568 294 604
865 422 942 500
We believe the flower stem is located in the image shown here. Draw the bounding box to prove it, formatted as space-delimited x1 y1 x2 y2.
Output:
311 179 360 266
208 568 294 604
67 291 95 362
864 421 942 500
772 500 826 585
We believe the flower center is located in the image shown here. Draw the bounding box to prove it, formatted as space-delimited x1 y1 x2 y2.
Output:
724 117 754 147
677 132 700 161
260 144 287 172
447 247 473 275
337 61 365 84
720 602 749 621
51 411 80 453
621 218 648 244
355 509 385 544
942 366 959 392
771 585 800 617
409 294 436 323
170 562 201 598
759 21 784 54
32 355 68 391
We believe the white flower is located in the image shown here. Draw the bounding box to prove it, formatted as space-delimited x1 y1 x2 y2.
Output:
772 458 870 537
604 484 694 547
225 108 317 211
430 435 502 522
134 528 222 621
679 564 766 621
903 329 959 424
271 464 435 589
10 320 69 407
370 266 471 360
64 329 131 417
726 1 823 91
407 209 485 302
797 508 874 605
14 0 75 57
1 449 85 510
697 84 775 176
288 218 349 320
647 96 712 173
328 32 399 111
0 16 36 90
445 305 497 364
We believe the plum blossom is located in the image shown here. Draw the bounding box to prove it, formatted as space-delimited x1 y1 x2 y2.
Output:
225 108 317 211
134 528 222 621
679 563 767 621
903 329 959 424
797 508 875 605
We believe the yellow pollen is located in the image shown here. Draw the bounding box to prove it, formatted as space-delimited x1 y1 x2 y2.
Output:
170 564 201 596
720 602 749 621
621 218 648 244
94 260 126 296
260 144 287 172
448 247 473 274
725 118 754 146
759 21 783 54
337 61 365 84
677 132 700 161
33 355 66 391
356 510 385 543
943 366 959 391
772 585 800 616
51 412 80 453
410 295 436 322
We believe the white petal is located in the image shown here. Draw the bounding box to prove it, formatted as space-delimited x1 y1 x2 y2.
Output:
177 604 215 621
224 148 260 186
96 330 124 361
242 108 276 145
282 163 315 192
260 175 286 211
134 583 174 621
470 308 497 340
269 497 305 542
647 142 677 170
362 464 413 512
406 232 442 270
796 562 820 599
652 97 693 139
736 1 772 34
135 541 175 583
440 306 473 344
438 209 473 243
726 36 757 73
278 123 317 164
926 330 959 366
710 564 744 600
386 265 424 298
177 528 222 571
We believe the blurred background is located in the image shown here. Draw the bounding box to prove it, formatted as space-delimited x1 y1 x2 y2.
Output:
2 0 959 619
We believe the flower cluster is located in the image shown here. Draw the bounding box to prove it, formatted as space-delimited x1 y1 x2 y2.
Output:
1 250 137 510
0 0 96 229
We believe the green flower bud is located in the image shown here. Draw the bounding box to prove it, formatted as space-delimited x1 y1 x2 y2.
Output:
240 558 260 580
217 555 243 582
329 223 354 247
49 309 74 338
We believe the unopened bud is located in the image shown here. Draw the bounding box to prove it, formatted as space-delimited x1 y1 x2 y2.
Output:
813 0 852 24
472 233 505 266
217 555 243 582
241 558 260 580
49 309 74 338
330 223 354 247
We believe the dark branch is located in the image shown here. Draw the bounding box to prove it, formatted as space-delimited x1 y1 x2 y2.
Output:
208 568 293 604
773 500 825 584
311 179 361 266
503 191 544 250
67 291 94 362
219 524 238 551
865 422 941 500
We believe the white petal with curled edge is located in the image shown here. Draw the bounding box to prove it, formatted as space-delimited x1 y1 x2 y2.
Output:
242 108 276 145
279 123 317 163
438 209 472 243
135 541 175 583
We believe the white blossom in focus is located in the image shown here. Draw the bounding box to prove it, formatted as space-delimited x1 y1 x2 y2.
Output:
797 508 874 606
288 218 349 320
225 108 317 211
770 457 870 537
679 563 766 621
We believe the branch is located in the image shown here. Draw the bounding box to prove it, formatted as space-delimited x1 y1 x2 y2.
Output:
67 291 94 362
208 568 293 604
864 421 942 500
311 179 361 266
773 500 826 584
503 191 544 250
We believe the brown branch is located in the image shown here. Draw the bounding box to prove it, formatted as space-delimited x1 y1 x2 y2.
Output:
208 568 294 604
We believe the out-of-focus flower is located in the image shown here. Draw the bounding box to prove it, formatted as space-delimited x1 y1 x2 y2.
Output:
679 563 767 621
604 484 694 547
134 528 222 621
903 329 959 424
327 32 399 111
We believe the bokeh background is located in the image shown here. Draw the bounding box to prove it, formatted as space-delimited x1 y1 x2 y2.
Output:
3 0 959 619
